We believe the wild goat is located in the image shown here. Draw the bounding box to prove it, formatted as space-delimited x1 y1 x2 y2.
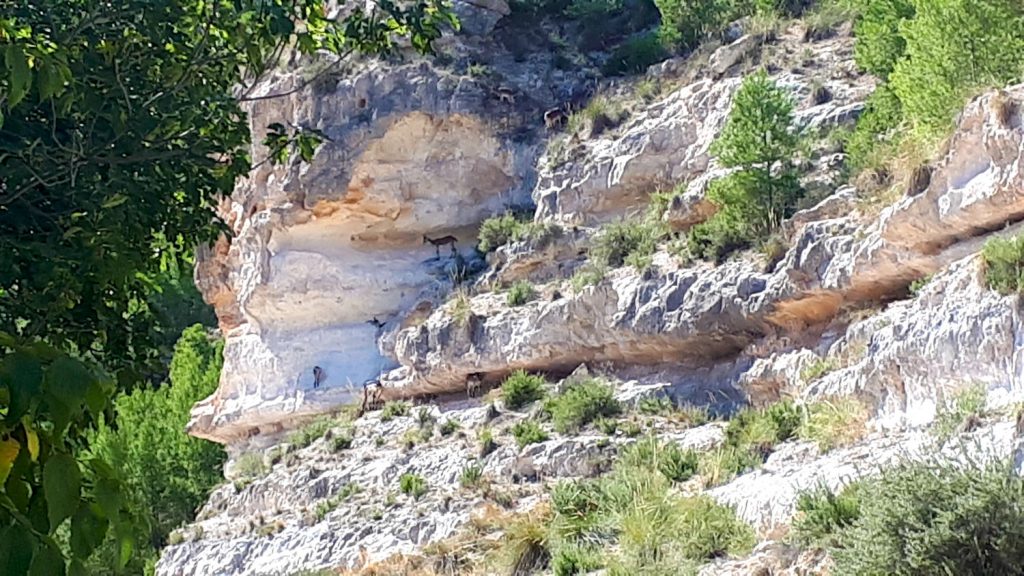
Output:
366 316 385 329
423 234 458 258
359 379 385 416
312 366 326 389
493 86 516 105
543 106 568 130
466 373 483 399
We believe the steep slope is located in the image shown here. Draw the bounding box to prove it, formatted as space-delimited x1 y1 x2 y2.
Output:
164 8 1024 576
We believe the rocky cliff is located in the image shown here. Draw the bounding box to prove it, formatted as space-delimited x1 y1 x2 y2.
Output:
162 8 1024 576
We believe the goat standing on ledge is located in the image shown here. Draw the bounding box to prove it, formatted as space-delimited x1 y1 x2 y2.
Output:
423 234 457 258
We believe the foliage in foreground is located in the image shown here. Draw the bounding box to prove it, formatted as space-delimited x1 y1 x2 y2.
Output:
0 0 453 571
88 326 226 573
830 461 1024 576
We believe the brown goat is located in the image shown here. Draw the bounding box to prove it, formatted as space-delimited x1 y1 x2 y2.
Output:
423 234 457 257
543 107 568 130
466 373 483 399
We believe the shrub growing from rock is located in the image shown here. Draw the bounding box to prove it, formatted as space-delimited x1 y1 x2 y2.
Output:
932 384 987 442
506 280 537 307
379 401 410 421
832 461 1024 576
791 483 862 548
502 369 547 409
399 473 428 499
602 32 668 76
982 234 1024 295
545 379 623 433
512 420 550 449
618 436 699 483
591 220 664 270
288 416 336 448
797 398 868 452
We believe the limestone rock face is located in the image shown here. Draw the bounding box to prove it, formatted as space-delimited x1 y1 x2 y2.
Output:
189 60 541 443
175 9 1024 571
534 77 741 226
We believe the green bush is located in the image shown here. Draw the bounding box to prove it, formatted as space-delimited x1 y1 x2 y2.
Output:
618 436 699 482
551 544 603 576
288 416 336 448
399 473 428 499
686 208 753 263
792 483 862 548
654 0 736 49
87 325 226 571
696 400 801 486
889 0 1024 143
512 420 550 449
570 263 607 291
725 401 800 452
478 212 526 253
546 379 623 433
983 234 1024 295
460 464 484 489
479 427 498 458
328 432 354 452
602 32 669 76
843 86 903 178
439 419 461 436
502 370 547 409
698 444 762 487
379 401 410 421
851 0 914 77
233 452 267 481
506 280 538 307
591 220 664 270
832 461 1024 576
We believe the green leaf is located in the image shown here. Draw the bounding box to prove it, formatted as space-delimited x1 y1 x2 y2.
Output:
43 453 81 530
0 524 34 576
70 505 108 558
67 560 87 576
101 194 128 209
1 350 43 425
117 527 133 569
22 420 39 461
4 44 31 107
35 59 63 101
43 356 93 414
6 477 31 511
0 438 18 486
93 478 121 520
28 540 65 576
84 379 109 416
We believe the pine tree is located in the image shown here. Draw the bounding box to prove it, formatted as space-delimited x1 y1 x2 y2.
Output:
711 71 802 236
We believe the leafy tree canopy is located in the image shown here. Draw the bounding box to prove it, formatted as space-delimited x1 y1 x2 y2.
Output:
0 1 454 573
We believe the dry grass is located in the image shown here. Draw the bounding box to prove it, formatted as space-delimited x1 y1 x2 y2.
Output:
798 397 869 451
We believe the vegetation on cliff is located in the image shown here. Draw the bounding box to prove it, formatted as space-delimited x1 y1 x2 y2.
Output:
0 0 451 572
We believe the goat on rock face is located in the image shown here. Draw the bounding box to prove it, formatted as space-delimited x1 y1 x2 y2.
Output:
466 373 483 399
359 379 385 416
423 234 457 257
312 366 326 389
